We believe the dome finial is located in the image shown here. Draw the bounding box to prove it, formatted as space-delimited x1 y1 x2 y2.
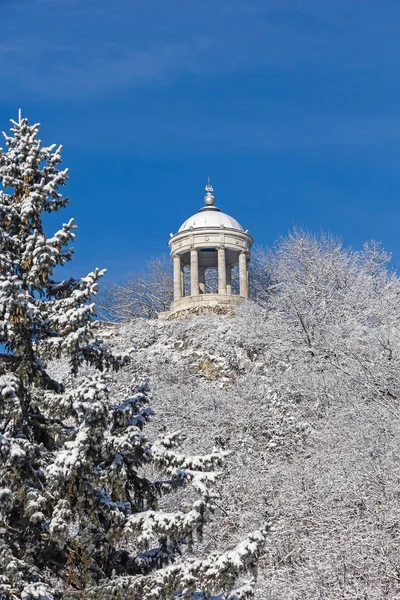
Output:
204 177 215 206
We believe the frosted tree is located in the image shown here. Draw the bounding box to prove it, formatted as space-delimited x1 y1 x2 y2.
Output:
99 255 174 321
0 113 267 600
106 230 400 600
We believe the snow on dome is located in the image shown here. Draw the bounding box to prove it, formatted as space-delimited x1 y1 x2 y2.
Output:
178 179 244 232
179 210 244 232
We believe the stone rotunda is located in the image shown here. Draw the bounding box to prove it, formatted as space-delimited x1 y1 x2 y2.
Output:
159 179 253 320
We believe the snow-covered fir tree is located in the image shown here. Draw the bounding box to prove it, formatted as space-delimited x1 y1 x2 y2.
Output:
0 114 267 600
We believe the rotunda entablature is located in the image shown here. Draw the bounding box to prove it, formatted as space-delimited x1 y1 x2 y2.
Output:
169 227 253 262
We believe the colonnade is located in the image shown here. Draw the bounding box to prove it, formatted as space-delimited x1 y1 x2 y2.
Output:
172 248 249 301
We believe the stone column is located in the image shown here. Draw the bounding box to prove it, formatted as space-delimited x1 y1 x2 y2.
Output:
181 262 185 297
239 251 248 298
173 255 182 300
218 247 227 294
226 265 232 295
199 267 206 294
190 249 199 296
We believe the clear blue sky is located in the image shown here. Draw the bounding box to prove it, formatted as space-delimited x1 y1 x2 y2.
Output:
1 0 400 282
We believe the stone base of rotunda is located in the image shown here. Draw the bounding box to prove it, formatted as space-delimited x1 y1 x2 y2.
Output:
158 294 244 320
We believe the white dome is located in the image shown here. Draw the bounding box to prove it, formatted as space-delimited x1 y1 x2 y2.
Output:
179 208 244 232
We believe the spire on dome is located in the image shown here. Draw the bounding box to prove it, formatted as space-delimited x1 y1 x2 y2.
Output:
204 177 215 206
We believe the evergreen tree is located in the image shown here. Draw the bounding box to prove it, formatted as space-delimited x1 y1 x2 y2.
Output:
0 114 267 600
